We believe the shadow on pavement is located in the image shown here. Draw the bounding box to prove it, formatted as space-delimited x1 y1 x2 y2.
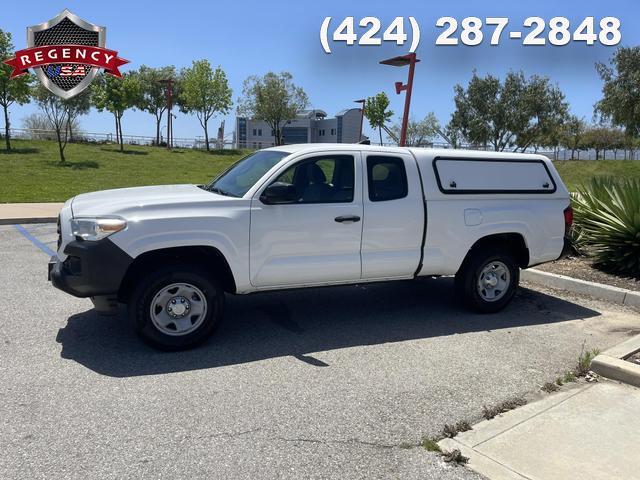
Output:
56 277 600 377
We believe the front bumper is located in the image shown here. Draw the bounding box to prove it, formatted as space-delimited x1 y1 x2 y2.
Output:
48 238 133 298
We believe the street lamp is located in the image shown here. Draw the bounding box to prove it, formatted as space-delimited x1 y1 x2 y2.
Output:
354 99 366 143
379 53 420 147
159 78 174 149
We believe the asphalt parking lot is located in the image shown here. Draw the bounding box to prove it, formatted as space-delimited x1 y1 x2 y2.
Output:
2 223 639 480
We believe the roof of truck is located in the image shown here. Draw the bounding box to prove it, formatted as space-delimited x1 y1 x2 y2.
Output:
264 144 551 161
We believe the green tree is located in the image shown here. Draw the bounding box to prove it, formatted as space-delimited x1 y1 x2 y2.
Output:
135 65 176 145
178 60 232 151
438 120 466 149
595 47 640 136
0 29 33 150
92 72 140 152
33 85 90 162
560 116 587 160
582 125 624 160
238 71 308 146
514 75 568 152
364 92 394 146
390 112 440 147
451 71 567 152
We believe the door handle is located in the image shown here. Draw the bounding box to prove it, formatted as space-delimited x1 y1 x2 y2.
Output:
335 215 361 223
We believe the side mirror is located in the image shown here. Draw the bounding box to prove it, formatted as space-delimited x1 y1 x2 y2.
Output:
260 182 298 205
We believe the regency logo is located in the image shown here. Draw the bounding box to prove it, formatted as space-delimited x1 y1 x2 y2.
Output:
3 9 129 99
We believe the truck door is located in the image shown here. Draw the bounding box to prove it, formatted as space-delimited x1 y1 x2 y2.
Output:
249 151 363 287
361 153 425 279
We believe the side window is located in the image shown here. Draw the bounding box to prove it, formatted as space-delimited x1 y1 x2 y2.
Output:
367 156 408 202
272 155 354 203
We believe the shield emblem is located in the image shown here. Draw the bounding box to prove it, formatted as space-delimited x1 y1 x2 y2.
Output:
27 9 105 99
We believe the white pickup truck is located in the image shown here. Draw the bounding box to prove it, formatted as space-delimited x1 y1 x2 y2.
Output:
49 144 572 350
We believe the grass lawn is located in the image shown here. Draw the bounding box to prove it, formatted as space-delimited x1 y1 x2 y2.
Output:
553 159 640 191
2 139 640 202
1 139 246 202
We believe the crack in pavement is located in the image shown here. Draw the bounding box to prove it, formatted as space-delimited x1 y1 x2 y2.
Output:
276 436 405 450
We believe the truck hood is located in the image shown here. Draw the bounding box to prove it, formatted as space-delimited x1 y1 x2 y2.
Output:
70 184 232 218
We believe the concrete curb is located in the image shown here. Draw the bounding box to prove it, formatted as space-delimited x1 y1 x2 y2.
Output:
438 383 591 480
0 217 58 226
521 268 640 308
439 438 528 480
590 334 640 388
0 203 63 226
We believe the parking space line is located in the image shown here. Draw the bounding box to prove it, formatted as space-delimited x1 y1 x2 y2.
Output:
13 224 56 257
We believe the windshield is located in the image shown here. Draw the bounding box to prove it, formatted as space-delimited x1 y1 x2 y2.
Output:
205 150 290 198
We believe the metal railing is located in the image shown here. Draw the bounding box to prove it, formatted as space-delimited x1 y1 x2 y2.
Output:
4 128 639 159
5 127 238 150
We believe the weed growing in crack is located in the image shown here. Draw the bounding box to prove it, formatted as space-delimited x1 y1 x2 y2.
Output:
421 438 442 453
421 438 468 466
455 420 471 433
442 424 457 438
442 420 472 438
541 381 559 393
577 347 601 377
482 397 527 420
554 343 601 388
442 448 469 465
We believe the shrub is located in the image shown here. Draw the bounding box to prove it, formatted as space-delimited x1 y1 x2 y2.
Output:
571 177 640 277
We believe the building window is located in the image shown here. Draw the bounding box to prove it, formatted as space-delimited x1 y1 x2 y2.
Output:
258 129 262 136
252 129 257 136
331 128 335 136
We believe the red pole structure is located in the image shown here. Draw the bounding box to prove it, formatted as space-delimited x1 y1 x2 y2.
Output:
399 53 416 147
354 99 366 142
380 53 420 147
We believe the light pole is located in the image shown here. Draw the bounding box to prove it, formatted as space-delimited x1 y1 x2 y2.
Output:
379 53 420 147
354 99 366 142
159 78 174 149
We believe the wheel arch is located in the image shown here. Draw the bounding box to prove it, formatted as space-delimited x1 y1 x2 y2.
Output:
459 233 530 274
118 245 237 302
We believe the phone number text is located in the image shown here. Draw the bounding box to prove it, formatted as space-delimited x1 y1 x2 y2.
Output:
319 16 622 53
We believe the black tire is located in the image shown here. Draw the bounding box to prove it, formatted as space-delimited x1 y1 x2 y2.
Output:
455 247 519 313
128 265 224 351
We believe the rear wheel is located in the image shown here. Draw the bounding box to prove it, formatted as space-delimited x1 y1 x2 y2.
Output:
128 265 224 350
455 248 519 313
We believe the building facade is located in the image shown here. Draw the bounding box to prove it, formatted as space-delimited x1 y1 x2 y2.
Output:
236 108 364 148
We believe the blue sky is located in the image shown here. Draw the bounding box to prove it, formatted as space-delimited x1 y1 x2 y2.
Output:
4 0 640 142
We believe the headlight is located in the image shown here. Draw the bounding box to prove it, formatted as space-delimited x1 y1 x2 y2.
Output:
71 217 127 241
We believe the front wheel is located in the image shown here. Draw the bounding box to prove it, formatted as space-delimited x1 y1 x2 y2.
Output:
128 265 224 350
455 248 519 313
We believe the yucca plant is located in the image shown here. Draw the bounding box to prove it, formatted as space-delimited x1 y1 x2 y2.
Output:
571 177 640 277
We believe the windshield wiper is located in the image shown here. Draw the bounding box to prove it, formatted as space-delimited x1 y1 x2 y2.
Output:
207 186 238 197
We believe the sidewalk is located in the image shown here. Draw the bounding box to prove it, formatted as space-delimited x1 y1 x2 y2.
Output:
440 380 640 480
0 203 63 225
